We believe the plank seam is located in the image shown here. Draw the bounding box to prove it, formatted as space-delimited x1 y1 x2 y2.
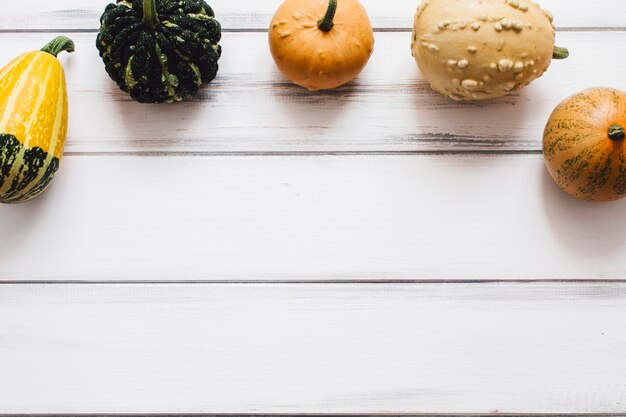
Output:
0 27 624 34
1 279 625 285
0 413 626 417
61 151 544 157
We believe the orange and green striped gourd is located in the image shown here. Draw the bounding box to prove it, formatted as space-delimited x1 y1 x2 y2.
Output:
0 36 74 204
543 87 626 201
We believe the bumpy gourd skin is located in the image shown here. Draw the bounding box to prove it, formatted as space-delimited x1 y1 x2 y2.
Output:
411 0 565 101
96 0 222 103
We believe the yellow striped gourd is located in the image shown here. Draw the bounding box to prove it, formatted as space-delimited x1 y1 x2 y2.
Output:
0 36 74 204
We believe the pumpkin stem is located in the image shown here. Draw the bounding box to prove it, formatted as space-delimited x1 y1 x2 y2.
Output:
318 0 338 32
40 36 75 58
142 0 160 30
609 124 625 141
552 46 569 59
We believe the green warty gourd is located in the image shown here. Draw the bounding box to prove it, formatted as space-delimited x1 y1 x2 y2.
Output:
96 0 222 103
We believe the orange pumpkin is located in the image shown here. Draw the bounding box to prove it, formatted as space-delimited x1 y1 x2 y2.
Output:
543 88 626 202
268 0 374 91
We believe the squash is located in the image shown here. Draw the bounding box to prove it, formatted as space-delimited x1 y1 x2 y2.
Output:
269 0 374 91
543 88 626 202
0 36 74 204
96 0 222 103
411 0 569 101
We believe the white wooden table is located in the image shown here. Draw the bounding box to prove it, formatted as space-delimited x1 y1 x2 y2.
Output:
1 0 626 414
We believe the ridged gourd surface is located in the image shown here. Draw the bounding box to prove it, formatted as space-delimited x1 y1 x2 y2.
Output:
543 88 626 201
97 0 222 103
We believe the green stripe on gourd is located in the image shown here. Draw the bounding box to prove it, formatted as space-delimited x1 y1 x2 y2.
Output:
543 87 626 202
0 133 60 204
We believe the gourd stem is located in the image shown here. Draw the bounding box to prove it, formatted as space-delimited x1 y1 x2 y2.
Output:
143 0 160 30
40 36 75 58
318 0 338 32
609 124 625 141
553 46 569 59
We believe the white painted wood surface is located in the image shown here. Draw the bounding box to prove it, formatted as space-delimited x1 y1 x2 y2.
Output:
2 0 625 30
2 0 626 414
2 155 626 281
0 31 622 154
1 282 626 414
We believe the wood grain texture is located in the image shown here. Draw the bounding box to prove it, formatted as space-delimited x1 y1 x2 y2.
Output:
1 154 626 282
1 282 625 414
2 0 625 30
0 32 623 155
1 0 625 414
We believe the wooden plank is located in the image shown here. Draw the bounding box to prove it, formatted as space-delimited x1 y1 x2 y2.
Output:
1 154 626 282
2 0 625 30
0 31 623 155
1 281 625 414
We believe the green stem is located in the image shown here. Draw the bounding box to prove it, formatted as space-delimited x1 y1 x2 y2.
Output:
552 46 569 59
40 36 75 58
609 124 625 141
143 0 160 30
318 0 337 32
